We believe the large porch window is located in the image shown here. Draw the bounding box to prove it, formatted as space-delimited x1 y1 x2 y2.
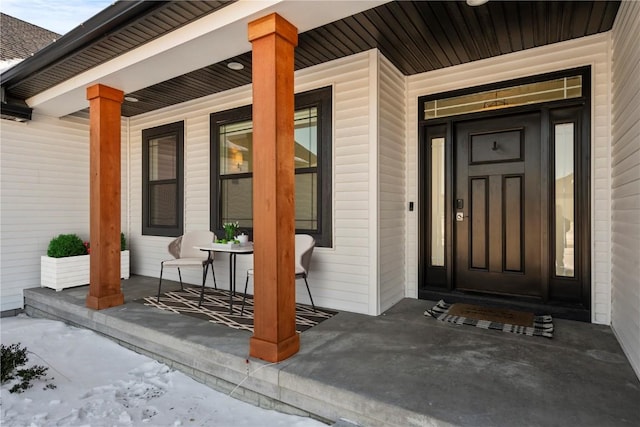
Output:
210 86 332 247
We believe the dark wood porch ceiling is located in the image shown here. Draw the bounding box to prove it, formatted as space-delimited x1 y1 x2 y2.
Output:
2 1 230 102
3 1 620 117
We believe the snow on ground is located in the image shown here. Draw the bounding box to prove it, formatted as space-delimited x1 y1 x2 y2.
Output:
1 315 327 427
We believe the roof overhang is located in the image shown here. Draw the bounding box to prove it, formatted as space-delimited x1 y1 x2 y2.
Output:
0 86 32 121
0 101 32 122
16 0 387 118
2 1 620 119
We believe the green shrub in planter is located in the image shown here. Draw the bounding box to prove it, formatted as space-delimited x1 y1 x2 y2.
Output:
121 232 126 251
47 234 87 258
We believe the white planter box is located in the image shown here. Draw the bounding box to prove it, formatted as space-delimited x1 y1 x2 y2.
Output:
41 250 130 291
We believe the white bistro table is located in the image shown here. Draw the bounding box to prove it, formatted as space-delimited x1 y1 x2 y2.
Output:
195 243 253 313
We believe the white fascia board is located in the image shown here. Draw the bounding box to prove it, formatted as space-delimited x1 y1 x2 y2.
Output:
27 0 388 118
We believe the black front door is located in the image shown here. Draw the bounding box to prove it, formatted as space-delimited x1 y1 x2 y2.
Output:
454 113 544 298
419 68 592 319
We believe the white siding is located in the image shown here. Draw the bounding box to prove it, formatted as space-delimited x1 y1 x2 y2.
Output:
0 114 129 312
406 34 613 324
611 1 640 378
128 52 376 314
378 53 407 313
0 115 88 311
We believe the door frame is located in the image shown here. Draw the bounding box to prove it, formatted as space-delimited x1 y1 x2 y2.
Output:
417 66 592 321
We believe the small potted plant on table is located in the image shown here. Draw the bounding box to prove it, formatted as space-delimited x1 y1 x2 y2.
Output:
214 221 240 247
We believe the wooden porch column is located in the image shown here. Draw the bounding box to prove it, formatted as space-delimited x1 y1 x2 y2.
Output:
248 13 299 362
85 84 124 310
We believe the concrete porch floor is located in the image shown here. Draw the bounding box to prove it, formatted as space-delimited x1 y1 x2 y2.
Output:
22 275 640 427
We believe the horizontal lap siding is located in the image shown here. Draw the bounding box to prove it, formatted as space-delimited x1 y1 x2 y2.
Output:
128 52 373 314
378 53 406 313
1 115 90 312
0 114 126 311
127 88 253 290
406 34 612 323
611 1 640 378
299 53 372 313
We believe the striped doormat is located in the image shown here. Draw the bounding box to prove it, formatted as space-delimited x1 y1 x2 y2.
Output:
425 300 553 338
137 286 336 333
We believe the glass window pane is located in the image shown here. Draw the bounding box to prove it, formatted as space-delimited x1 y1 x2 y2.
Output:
215 101 325 236
555 123 575 277
424 75 583 119
220 120 253 175
149 136 176 181
424 100 436 119
295 172 318 230
431 137 445 266
221 177 253 227
150 183 177 226
294 108 318 168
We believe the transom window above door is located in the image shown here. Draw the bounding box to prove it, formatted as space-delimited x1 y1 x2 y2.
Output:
210 86 332 247
423 74 583 119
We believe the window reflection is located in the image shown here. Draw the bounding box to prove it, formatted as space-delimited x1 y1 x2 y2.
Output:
218 107 320 231
294 108 318 168
219 120 252 175
149 136 176 180
555 123 575 277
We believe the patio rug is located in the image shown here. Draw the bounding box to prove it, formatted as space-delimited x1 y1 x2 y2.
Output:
137 286 337 333
425 300 553 338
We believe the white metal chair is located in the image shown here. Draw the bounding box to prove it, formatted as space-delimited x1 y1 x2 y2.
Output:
157 230 216 301
241 234 316 314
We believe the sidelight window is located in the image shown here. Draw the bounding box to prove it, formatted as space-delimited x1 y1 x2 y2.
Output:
554 123 575 277
430 137 446 266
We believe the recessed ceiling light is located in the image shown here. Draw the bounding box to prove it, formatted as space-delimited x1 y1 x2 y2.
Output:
124 96 139 102
227 62 244 70
466 0 489 5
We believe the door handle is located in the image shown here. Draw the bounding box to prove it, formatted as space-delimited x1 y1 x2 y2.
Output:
455 199 465 221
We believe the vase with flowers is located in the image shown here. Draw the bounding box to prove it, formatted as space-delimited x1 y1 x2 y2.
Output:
222 221 239 242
